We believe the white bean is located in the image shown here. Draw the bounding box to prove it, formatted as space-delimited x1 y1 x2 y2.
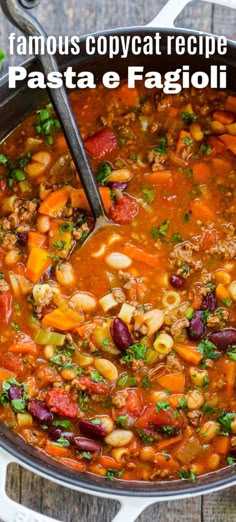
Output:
104 429 133 447
94 358 118 382
70 291 97 312
105 252 132 270
56 262 75 287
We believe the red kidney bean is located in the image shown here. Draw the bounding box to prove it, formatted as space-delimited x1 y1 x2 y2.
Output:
17 231 28 246
28 399 54 424
208 328 236 351
108 182 128 191
187 311 206 341
8 385 22 401
79 419 106 439
201 291 217 312
48 426 75 443
169 274 184 289
110 317 133 351
74 437 101 452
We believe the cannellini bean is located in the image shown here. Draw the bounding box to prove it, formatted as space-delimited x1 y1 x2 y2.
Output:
118 303 135 324
211 120 225 133
189 367 209 387
74 352 94 367
154 333 174 354
94 358 118 382
215 269 231 285
226 123 236 136
108 168 132 182
61 369 77 380
190 122 204 142
143 309 164 335
99 293 118 312
17 412 33 427
208 453 220 471
150 391 169 403
36 215 50 233
139 446 155 462
187 390 204 410
95 416 114 435
4 249 21 266
228 281 236 301
56 262 75 287
25 137 43 152
200 421 219 442
105 252 132 270
43 345 54 360
104 429 133 447
33 283 53 305
26 151 52 177
70 291 97 312
112 448 130 463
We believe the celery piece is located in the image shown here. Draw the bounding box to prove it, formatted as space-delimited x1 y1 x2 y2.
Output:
34 329 65 346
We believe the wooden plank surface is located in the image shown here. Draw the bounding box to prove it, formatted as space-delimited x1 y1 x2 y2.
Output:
1 0 236 521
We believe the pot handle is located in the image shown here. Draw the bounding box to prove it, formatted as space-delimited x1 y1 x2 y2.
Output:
0 448 153 522
147 0 236 28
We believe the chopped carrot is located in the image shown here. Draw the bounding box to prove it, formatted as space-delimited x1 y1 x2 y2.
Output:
191 295 202 310
71 187 112 214
211 157 232 176
117 84 139 107
26 247 52 284
49 220 72 258
157 372 185 394
154 453 178 471
39 186 72 217
144 171 172 185
28 231 47 250
155 435 182 452
225 95 236 114
60 458 85 472
216 283 230 302
55 134 68 151
224 360 236 398
97 456 121 470
214 435 230 455
9 342 38 355
44 443 71 458
192 162 211 183
207 135 226 155
191 199 216 222
176 130 192 156
124 243 159 268
42 308 83 331
218 134 236 155
213 110 234 125
74 323 95 337
169 394 185 408
0 368 16 385
168 106 179 118
174 344 202 365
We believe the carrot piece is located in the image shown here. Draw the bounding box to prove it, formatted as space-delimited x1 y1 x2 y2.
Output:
216 283 231 302
225 95 236 114
169 394 185 409
60 458 85 472
157 372 185 394
192 162 211 183
213 110 234 125
168 106 179 118
71 187 112 214
74 322 95 337
97 456 121 470
211 157 232 176
214 435 230 455
207 135 226 155
55 134 68 151
49 220 72 258
176 130 192 156
28 231 47 250
155 435 182 452
39 186 72 217
174 344 202 365
154 453 178 472
9 342 38 355
123 243 159 268
117 84 139 107
42 308 83 331
144 171 172 185
218 134 236 155
44 443 71 458
225 360 236 398
0 368 16 385
191 199 216 222
25 247 52 284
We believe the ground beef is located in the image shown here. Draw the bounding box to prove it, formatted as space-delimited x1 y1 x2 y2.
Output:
111 288 126 303
166 352 183 372
146 149 167 171
1 232 17 250
118 270 143 290
0 279 10 292
206 309 230 328
187 410 203 427
73 222 90 241
209 237 236 260
18 200 37 222
0 218 11 231
169 241 202 277
171 317 189 338
112 390 128 409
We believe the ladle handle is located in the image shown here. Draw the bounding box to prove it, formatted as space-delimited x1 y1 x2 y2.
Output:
1 0 108 223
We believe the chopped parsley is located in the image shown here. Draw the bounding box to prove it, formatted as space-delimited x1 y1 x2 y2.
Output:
183 211 191 223
193 143 212 159
59 222 74 234
90 370 107 384
227 457 236 466
202 403 217 416
177 469 196 481
117 374 137 387
142 375 152 390
141 186 156 203
0 154 8 165
114 415 129 428
51 437 70 448
171 232 183 243
221 298 233 307
177 397 188 411
181 112 198 125
226 346 236 361
35 105 61 144
156 401 171 413
52 419 72 429
182 137 193 147
151 219 170 240
52 240 67 250
96 162 112 185
154 136 167 155
135 428 153 443
198 339 220 361
10 322 20 333
218 410 236 435
105 468 124 481
122 343 146 362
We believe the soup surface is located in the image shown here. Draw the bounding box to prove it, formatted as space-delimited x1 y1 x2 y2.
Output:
0 83 236 482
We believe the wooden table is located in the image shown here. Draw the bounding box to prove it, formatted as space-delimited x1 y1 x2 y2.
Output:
1 0 236 520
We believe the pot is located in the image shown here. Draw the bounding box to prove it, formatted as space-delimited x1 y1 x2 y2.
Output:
0 0 236 521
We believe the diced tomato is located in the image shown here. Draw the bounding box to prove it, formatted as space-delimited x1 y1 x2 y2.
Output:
207 136 226 155
78 376 109 394
0 353 24 374
85 127 118 159
45 389 79 418
135 404 182 431
123 389 143 416
0 292 12 323
110 195 139 224
200 229 219 251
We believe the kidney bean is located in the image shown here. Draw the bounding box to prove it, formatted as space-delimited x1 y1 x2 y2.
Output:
79 419 107 439
74 437 101 452
17 231 28 246
110 317 133 351
201 291 217 312
187 311 206 341
108 182 128 191
8 385 22 401
48 426 75 443
169 274 184 289
208 328 236 351
28 398 54 424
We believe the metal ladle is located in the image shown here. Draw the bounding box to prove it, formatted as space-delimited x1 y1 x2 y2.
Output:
1 0 113 241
